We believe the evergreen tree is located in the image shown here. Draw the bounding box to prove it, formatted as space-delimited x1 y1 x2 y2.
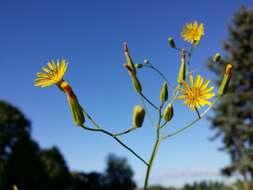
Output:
207 6 253 190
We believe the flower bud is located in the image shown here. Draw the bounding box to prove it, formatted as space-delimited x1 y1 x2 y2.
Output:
123 42 136 75
132 75 142 94
67 93 85 126
177 49 186 84
213 53 221 62
135 63 143 69
160 82 168 103
133 105 145 128
163 103 174 122
144 59 149 64
218 64 232 95
123 64 142 94
168 37 176 48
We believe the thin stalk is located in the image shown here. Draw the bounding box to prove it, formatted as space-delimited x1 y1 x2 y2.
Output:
195 107 201 119
170 89 179 105
82 108 100 129
113 127 136 137
144 132 160 190
186 46 194 66
83 107 137 137
172 47 190 53
140 92 159 110
162 96 221 140
80 124 149 166
160 121 168 129
144 108 162 190
140 95 154 124
144 65 174 91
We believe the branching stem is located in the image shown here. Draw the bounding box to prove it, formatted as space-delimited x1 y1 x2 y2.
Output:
80 124 148 166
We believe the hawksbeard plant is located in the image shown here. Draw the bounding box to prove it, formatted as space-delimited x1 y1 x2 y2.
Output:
34 21 232 190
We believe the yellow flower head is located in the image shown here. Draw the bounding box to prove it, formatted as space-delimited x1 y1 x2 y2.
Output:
181 21 204 45
34 59 68 87
178 75 215 110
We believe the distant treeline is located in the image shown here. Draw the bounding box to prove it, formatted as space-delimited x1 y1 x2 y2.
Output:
0 100 136 190
148 181 253 190
1 100 253 190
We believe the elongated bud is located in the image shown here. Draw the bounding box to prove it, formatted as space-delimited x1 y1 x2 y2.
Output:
135 63 143 69
218 64 232 95
160 82 168 103
124 63 134 74
132 75 142 93
177 49 186 84
133 105 145 128
168 37 176 48
163 103 174 122
59 81 85 125
124 42 136 75
67 94 85 125
213 53 221 62
123 64 142 94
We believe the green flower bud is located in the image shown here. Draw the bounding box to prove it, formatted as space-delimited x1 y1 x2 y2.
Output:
133 105 145 128
160 82 168 103
177 49 186 84
135 64 143 69
213 53 221 62
168 37 176 48
124 42 136 75
163 103 174 122
218 64 232 95
131 75 142 94
123 64 142 94
67 93 85 126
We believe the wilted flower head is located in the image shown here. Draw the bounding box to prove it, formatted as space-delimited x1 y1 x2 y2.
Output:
34 59 68 87
181 21 204 46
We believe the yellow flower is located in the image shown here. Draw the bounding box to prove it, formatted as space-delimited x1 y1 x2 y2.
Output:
181 21 204 45
34 59 68 87
177 75 215 110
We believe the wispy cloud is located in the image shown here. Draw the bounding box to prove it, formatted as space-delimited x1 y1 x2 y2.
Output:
137 168 235 187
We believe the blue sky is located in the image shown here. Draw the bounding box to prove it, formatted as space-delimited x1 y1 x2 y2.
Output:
1 0 253 187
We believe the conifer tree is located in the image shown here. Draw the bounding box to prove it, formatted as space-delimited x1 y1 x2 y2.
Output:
207 6 253 190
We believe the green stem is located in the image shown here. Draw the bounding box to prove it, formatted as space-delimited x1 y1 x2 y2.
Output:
80 124 149 166
144 133 160 190
186 46 195 66
170 88 179 105
160 121 168 129
144 65 174 91
140 92 159 110
113 127 136 137
144 108 162 190
82 108 101 129
195 107 201 119
82 107 138 137
81 107 148 165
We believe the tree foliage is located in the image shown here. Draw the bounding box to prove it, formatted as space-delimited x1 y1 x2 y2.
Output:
104 154 136 190
39 147 71 189
207 6 253 189
0 100 136 190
